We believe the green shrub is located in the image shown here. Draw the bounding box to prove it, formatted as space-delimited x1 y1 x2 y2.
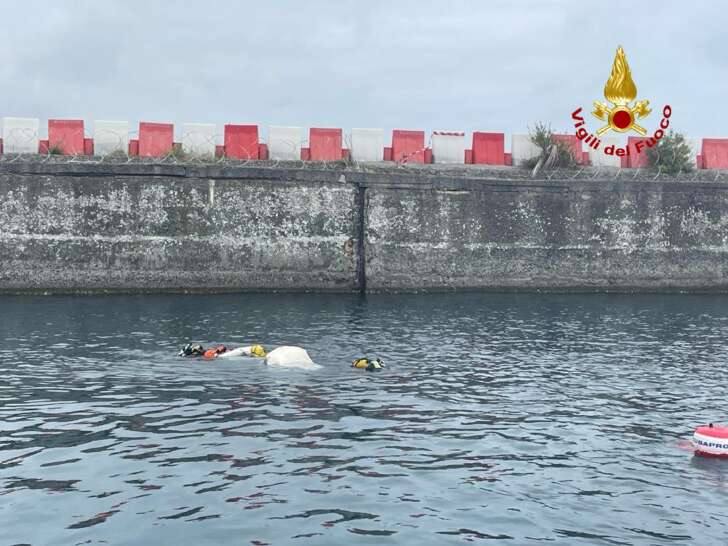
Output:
169 143 188 160
48 143 64 155
645 131 693 175
103 149 128 161
522 122 578 171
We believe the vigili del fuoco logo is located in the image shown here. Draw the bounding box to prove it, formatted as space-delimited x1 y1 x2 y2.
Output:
571 46 672 159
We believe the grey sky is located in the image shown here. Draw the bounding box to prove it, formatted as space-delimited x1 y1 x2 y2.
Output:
2 0 726 142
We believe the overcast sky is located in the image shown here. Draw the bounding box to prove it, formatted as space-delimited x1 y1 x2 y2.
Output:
2 1 726 142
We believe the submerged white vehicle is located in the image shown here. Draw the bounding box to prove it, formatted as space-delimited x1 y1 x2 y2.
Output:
265 346 319 369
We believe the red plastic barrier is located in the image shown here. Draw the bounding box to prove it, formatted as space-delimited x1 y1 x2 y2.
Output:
128 139 139 156
627 136 649 168
472 132 505 165
258 143 268 160
392 130 425 163
342 148 350 160
702 138 728 169
84 138 94 156
552 134 583 164
582 151 590 165
224 124 259 159
504 153 512 166
424 148 432 164
138 122 173 157
309 128 342 161
384 147 393 161
39 140 49 154
48 119 84 155
301 147 311 161
464 149 473 164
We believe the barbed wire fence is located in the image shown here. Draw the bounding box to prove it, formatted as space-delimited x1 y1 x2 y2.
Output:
1 126 727 183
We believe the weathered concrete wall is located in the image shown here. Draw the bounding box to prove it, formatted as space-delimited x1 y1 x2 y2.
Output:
2 161 728 292
0 163 358 292
363 173 728 291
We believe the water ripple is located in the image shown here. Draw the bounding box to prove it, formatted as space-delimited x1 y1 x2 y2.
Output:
2 293 728 544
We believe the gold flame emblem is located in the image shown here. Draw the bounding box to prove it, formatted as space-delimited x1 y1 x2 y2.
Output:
592 46 651 136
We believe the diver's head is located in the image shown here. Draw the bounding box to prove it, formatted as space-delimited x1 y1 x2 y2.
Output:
180 343 205 356
215 344 227 355
367 358 385 371
250 344 266 357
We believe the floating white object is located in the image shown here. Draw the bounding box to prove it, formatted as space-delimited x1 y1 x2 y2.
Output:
693 424 728 457
218 347 249 358
265 346 318 369
218 345 265 358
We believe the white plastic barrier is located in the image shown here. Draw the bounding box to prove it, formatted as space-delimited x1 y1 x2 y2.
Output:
351 128 384 162
2 117 39 154
268 126 301 160
589 136 623 167
182 123 216 157
432 131 465 164
686 137 701 167
93 120 129 156
511 134 541 166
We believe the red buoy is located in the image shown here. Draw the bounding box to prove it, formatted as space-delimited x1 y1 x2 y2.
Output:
693 424 728 458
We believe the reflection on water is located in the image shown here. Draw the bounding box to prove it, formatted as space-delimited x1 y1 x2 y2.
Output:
1 293 728 545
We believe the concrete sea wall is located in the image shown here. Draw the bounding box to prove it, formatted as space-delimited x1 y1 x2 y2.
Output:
0 163 358 292
2 161 728 293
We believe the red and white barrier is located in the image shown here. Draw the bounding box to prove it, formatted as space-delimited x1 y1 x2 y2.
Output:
472 132 504 165
268 126 301 161
139 122 173 157
392 130 425 164
432 131 465 164
224 124 259 159
552 134 583 164
48 119 84 155
589 136 623 167
351 128 383 162
309 127 342 161
511 134 541 166
701 138 728 169
685 138 701 168
2 117 39 154
93 120 129 156
182 123 216 157
7 114 728 173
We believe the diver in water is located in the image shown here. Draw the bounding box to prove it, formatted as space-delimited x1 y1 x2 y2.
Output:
179 343 205 357
178 343 266 360
203 345 228 359
352 357 385 371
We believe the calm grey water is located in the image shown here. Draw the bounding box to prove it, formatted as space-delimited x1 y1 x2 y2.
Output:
1 293 728 545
